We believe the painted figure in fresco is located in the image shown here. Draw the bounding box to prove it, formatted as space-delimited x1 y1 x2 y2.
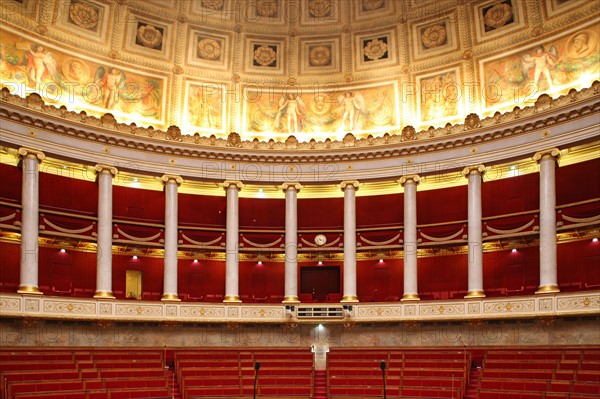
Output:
338 91 366 131
275 94 305 133
94 67 126 109
523 45 558 90
26 44 57 85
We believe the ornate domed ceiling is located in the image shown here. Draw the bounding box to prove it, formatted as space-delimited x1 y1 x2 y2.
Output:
0 0 598 143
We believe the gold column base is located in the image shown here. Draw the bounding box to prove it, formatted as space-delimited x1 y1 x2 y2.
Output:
17 285 43 295
465 290 486 299
282 296 300 303
223 295 242 303
340 295 359 303
536 285 560 294
161 293 181 301
94 291 115 299
401 293 420 301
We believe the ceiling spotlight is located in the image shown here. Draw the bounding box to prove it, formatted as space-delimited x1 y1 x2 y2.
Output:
593 238 598 242
193 259 199 263
132 255 138 260
257 261 262 265
258 188 263 193
60 249 66 253
511 248 517 253
379 259 384 263
318 261 323 265
132 178 139 183
510 165 516 170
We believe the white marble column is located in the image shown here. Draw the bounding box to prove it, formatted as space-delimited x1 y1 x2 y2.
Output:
340 181 359 303
463 165 486 298
223 180 243 302
161 175 183 301
534 149 560 294
94 164 118 299
281 182 301 303
17 148 45 295
400 175 420 301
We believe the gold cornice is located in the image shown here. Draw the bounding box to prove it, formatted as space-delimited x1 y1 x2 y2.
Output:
1 142 599 198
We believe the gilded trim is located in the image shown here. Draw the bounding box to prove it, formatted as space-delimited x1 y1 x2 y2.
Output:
17 285 43 295
536 285 560 294
282 296 300 303
223 295 242 303
465 290 486 298
161 293 181 301
94 291 115 299
401 293 420 301
341 295 359 303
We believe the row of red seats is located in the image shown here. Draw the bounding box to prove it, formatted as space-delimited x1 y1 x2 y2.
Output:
474 348 600 399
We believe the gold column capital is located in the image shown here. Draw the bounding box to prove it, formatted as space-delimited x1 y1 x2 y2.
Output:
462 164 486 178
222 180 244 190
398 174 420 186
94 164 118 177
533 148 561 164
339 180 360 191
161 174 183 185
17 147 45 162
280 182 302 192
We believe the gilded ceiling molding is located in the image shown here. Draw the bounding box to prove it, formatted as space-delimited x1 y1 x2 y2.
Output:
1 82 598 155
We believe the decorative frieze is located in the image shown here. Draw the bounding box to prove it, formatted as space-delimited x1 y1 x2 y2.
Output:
1 291 596 323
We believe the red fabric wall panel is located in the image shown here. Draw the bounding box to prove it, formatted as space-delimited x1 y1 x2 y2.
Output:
298 198 343 229
178 259 226 299
357 194 403 228
482 246 539 292
418 254 468 294
179 193 226 227
113 186 164 222
0 163 21 202
39 172 97 214
239 198 285 229
0 241 20 291
482 172 539 217
357 259 403 301
558 239 600 288
239 261 285 300
417 185 467 224
556 158 600 205
37 247 95 294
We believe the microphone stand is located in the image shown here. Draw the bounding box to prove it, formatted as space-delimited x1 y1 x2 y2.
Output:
253 362 260 399
380 361 387 399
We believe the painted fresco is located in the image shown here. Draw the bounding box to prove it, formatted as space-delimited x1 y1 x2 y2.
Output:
0 29 166 127
183 81 225 134
481 25 599 111
417 69 461 125
243 82 399 141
